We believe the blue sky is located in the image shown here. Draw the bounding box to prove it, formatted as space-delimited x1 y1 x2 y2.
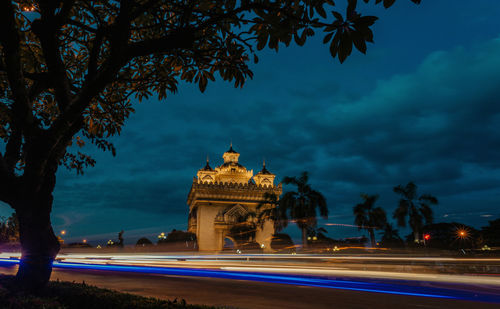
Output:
2 0 500 245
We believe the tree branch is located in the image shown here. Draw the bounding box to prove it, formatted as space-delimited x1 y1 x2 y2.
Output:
0 1 33 173
126 28 196 58
31 2 74 112
36 0 135 180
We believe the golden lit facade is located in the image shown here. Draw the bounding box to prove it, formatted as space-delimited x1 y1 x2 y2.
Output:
187 145 281 251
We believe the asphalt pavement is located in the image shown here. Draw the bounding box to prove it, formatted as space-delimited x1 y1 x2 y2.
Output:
1 266 499 309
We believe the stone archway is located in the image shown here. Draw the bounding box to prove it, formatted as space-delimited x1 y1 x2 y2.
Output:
223 236 237 250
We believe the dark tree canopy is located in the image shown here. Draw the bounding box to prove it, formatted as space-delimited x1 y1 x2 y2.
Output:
393 181 438 242
280 171 328 247
353 193 386 247
0 0 420 195
481 218 500 247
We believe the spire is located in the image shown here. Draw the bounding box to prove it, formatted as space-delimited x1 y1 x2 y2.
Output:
259 158 271 175
226 141 237 153
201 155 213 171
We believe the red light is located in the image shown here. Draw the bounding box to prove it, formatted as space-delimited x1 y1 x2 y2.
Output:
423 234 431 241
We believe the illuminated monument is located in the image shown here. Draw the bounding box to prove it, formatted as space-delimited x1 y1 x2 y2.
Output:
187 145 282 251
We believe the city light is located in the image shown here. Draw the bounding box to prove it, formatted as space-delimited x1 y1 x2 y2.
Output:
455 227 470 240
423 234 431 241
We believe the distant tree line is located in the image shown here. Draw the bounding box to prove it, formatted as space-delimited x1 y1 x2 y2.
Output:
0 213 19 244
130 173 500 253
255 173 500 251
136 229 196 248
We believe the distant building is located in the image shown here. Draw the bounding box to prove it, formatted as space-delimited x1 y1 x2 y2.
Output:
187 145 282 251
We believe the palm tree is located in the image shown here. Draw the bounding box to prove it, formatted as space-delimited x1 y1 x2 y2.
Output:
256 192 288 232
279 172 328 248
353 194 387 247
379 223 404 247
393 182 438 243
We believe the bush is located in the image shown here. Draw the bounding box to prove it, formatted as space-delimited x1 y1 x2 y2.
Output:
0 275 215 309
136 237 153 247
271 233 295 253
157 230 197 248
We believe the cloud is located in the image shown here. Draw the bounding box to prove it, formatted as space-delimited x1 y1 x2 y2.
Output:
50 36 500 240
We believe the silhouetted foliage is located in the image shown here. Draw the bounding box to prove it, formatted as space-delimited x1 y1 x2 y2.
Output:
0 213 19 243
353 193 387 247
256 192 288 234
379 223 404 248
67 242 92 248
118 230 124 248
165 229 197 243
239 241 263 252
135 237 153 247
271 233 295 253
0 0 420 287
279 172 328 248
0 274 210 308
421 222 478 250
393 182 438 242
229 220 256 243
481 218 500 247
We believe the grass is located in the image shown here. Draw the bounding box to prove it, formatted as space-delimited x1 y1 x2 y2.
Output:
0 275 217 309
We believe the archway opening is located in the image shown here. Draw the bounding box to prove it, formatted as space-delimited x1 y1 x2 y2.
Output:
223 237 236 250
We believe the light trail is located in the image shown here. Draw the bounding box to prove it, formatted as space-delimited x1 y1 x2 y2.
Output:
1 253 500 304
3 252 499 263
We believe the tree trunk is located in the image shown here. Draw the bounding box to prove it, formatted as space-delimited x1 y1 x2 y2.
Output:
301 227 307 249
15 196 60 291
413 230 420 243
368 228 376 248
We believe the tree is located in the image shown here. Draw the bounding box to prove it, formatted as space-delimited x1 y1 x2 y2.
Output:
165 229 196 243
0 0 420 288
422 222 478 250
135 237 153 247
271 233 295 253
353 193 387 247
118 230 124 248
279 172 328 248
379 223 403 248
481 218 500 247
256 192 288 232
393 182 438 243
0 213 20 243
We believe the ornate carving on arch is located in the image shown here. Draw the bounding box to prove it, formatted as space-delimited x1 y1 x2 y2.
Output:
202 175 214 182
224 204 248 223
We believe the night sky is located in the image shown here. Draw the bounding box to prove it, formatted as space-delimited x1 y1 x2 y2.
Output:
2 1 500 245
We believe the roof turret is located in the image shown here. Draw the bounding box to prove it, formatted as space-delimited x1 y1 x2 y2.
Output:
201 156 213 171
258 160 272 175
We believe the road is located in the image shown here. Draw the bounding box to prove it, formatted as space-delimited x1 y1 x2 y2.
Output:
1 253 500 308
